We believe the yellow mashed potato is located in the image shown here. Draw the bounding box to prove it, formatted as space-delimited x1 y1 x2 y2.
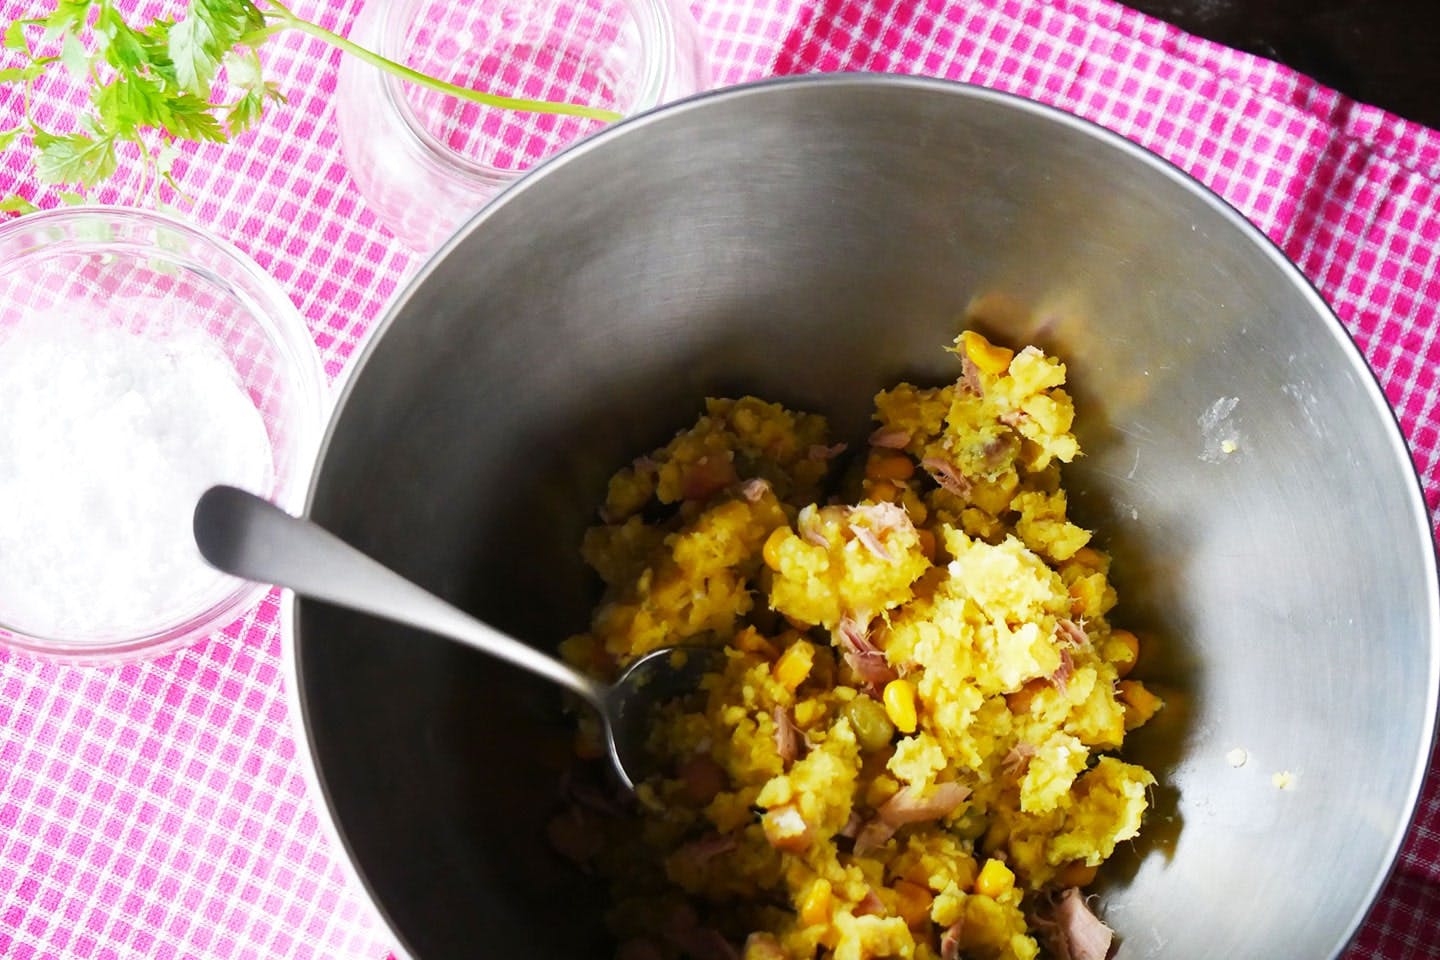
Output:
558 332 1162 960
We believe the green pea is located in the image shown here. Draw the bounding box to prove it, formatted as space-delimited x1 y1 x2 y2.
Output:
845 695 896 752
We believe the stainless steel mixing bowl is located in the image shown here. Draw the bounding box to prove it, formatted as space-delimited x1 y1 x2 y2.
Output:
285 75 1439 959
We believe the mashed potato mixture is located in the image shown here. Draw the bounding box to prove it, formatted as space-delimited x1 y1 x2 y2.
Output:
558 332 1162 960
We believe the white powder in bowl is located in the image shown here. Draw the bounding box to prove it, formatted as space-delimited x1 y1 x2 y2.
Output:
0 306 275 641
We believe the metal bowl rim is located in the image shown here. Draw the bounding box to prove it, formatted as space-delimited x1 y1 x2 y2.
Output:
280 72 1440 960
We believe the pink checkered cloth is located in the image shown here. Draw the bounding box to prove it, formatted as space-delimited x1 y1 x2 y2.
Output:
1 0 1437 957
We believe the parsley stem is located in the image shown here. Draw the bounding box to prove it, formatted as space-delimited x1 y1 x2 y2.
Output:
134 135 154 204
256 2 623 123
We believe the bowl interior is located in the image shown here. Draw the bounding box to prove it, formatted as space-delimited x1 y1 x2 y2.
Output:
294 77 1438 959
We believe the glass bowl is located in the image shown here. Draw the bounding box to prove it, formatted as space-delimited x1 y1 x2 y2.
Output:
335 0 711 252
0 207 326 664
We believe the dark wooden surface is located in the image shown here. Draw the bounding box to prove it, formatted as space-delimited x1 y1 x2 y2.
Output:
1126 0 1440 129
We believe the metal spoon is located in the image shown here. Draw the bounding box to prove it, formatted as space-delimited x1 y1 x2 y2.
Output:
192 484 720 792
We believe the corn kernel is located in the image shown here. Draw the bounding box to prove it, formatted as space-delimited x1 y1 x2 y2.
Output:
961 330 1015 376
1004 677 1048 715
799 878 832 927
866 450 916 482
893 880 933 929
1118 679 1163 730
868 479 900 502
774 640 816 691
882 679 918 734
762 526 790 570
974 858 1015 898
1110 629 1140 678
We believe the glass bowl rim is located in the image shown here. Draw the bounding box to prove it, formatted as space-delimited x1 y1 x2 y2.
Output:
0 205 328 664
375 0 676 186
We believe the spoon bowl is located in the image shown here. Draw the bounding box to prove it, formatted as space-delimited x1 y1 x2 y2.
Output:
601 645 724 791
192 483 718 791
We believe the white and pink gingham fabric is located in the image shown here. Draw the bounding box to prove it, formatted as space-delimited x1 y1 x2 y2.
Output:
2 1 1438 958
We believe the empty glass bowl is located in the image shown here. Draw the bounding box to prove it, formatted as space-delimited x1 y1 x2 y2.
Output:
335 0 711 252
0 207 326 663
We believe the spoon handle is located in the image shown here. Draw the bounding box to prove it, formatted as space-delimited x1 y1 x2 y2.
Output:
193 485 605 710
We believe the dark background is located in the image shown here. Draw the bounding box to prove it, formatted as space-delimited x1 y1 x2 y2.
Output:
1129 0 1440 129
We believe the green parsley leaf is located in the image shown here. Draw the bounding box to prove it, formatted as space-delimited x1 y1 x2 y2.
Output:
225 89 264 136
154 138 183 178
35 131 118 187
168 0 263 98
94 6 149 74
201 0 266 43
4 18 32 52
222 45 262 88
134 18 179 86
0 64 43 83
2 0 610 201
221 46 283 135
94 72 172 136
59 29 89 78
168 12 219 96
162 95 227 143
239 0 266 35
42 0 94 40
0 196 40 214
194 0 242 43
